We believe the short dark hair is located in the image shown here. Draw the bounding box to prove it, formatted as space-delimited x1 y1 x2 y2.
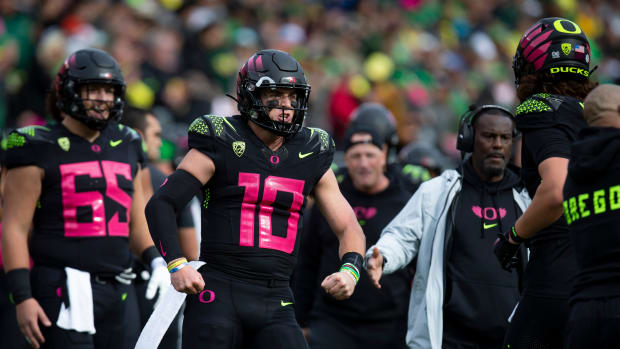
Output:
121 106 150 133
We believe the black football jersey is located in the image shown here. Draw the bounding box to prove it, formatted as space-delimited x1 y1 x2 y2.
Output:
4 122 146 274
515 93 585 297
188 115 335 281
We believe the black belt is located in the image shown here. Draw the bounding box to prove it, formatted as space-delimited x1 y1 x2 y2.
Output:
245 278 289 288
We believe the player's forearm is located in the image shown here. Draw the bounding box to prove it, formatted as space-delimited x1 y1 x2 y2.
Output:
1 226 31 271
515 181 565 238
337 225 366 258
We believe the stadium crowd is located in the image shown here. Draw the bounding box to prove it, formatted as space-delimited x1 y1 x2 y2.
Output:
1 1 620 349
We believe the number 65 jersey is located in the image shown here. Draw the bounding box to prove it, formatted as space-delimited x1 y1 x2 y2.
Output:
188 115 335 282
4 122 146 274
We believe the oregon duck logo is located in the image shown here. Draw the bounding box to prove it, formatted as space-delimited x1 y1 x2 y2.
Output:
58 137 70 151
561 43 572 56
233 141 245 157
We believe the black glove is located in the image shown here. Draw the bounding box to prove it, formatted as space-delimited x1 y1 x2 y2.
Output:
493 231 520 272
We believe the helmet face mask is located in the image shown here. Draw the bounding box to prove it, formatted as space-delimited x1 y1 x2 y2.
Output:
513 17 591 86
236 49 310 136
56 48 126 131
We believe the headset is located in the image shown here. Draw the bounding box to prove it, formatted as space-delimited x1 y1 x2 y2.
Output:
456 104 517 154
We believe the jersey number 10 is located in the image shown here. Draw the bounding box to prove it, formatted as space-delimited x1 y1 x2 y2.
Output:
238 172 305 254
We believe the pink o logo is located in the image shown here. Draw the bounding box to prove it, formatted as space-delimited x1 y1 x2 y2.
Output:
91 144 101 153
199 289 215 303
270 155 280 165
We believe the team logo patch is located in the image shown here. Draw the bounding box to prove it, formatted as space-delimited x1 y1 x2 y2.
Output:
233 141 245 157
58 137 70 151
561 43 572 56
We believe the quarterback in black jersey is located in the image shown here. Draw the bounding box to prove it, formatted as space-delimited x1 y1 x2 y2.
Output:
1 48 166 349
146 49 366 349
563 84 620 347
493 18 598 349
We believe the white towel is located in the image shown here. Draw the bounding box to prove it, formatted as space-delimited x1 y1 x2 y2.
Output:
56 267 96 334
134 261 205 349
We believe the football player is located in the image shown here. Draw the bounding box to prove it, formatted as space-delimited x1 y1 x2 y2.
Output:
493 17 599 348
145 49 366 348
2 48 167 349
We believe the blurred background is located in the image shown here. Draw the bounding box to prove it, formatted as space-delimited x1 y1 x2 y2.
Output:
1 0 619 166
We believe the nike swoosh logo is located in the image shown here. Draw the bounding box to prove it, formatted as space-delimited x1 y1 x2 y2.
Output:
298 152 313 159
159 241 166 257
110 139 123 147
483 222 498 229
280 300 293 307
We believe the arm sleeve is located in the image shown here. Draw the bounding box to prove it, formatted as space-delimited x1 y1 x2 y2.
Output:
176 202 195 228
523 127 572 165
292 205 324 327
367 183 426 274
145 169 202 264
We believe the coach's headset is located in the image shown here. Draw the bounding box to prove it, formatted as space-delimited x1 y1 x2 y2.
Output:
456 104 517 155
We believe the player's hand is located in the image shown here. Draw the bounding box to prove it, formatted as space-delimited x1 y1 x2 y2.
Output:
146 257 171 307
365 247 384 289
301 327 310 341
493 232 520 272
16 298 51 349
170 265 205 294
321 270 356 300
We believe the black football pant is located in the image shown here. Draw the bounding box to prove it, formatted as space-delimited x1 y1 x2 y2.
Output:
307 311 408 349
565 296 620 349
502 295 567 349
32 265 129 349
182 266 308 349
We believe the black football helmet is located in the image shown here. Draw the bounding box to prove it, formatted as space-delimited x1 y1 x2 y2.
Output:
512 17 591 86
55 48 125 130
235 49 310 136
349 103 398 149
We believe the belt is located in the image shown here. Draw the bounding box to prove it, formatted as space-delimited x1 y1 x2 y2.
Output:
244 278 289 288
92 274 117 285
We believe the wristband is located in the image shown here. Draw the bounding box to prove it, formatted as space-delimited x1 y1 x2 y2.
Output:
6 269 32 305
510 226 528 244
167 258 188 273
142 245 161 266
339 263 360 283
169 263 188 274
339 252 364 284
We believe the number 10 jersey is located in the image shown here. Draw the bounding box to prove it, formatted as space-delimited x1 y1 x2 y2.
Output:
188 115 335 281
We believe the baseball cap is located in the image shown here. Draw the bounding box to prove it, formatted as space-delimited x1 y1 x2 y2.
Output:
343 124 385 152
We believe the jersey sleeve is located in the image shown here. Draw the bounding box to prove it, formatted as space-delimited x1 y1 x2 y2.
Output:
523 127 572 165
308 127 335 180
517 94 581 165
123 125 147 169
4 128 45 169
187 116 219 162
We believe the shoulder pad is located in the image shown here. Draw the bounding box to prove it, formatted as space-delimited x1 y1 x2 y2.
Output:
516 93 572 117
306 127 334 153
189 115 238 138
516 93 553 116
7 125 53 149
116 124 141 141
